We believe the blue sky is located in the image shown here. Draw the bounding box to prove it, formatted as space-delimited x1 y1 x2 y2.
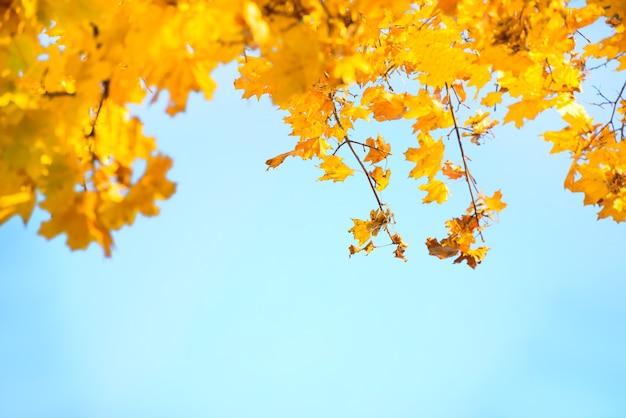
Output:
2 54 626 417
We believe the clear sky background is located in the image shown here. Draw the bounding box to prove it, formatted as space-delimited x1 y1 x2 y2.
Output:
2 36 626 418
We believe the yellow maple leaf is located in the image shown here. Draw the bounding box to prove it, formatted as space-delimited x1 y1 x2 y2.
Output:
542 126 584 155
318 155 354 182
235 57 272 100
39 191 114 256
295 137 331 160
125 154 177 217
480 91 503 108
348 218 371 246
362 87 406 121
0 190 36 225
332 55 372 85
419 179 449 204
483 190 507 213
363 240 375 255
364 135 391 164
405 134 445 180
264 26 324 105
557 101 593 132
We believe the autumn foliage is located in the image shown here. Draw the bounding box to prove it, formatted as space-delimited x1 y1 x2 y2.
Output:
1 0 625 266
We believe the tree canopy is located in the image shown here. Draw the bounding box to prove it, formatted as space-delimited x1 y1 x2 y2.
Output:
0 0 624 267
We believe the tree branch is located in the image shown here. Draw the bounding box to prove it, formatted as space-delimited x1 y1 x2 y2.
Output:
329 95 385 212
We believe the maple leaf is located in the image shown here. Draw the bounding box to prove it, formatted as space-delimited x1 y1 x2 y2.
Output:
0 190 36 225
295 137 332 160
480 91 503 108
483 190 507 213
405 134 445 180
125 155 177 218
363 240 375 255
342 102 371 122
362 87 406 121
235 57 272 100
348 218 371 246
453 246 489 269
364 135 391 164
318 155 354 182
263 25 324 105
332 55 372 85
265 150 297 170
391 233 408 262
419 179 449 204
426 237 459 259
39 191 114 257
557 101 593 132
442 160 465 180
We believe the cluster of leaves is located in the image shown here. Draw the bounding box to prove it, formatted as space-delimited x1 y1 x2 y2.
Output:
0 0 625 266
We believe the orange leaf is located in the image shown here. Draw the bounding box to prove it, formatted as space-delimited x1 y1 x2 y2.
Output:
442 160 465 180
437 0 459 15
265 150 297 170
426 237 459 259
364 135 391 164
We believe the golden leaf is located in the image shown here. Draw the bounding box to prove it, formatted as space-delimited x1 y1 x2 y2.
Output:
364 135 391 164
483 190 507 213
370 166 390 191
362 87 406 121
39 192 114 257
318 155 354 182
405 134 445 180
419 179 449 204
0 190 35 225
348 218 371 246
295 137 331 160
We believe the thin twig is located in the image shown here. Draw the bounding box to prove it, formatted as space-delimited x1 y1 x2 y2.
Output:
445 83 484 241
575 29 591 44
86 79 110 139
333 138 392 156
43 91 76 98
345 138 384 210
608 80 626 128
